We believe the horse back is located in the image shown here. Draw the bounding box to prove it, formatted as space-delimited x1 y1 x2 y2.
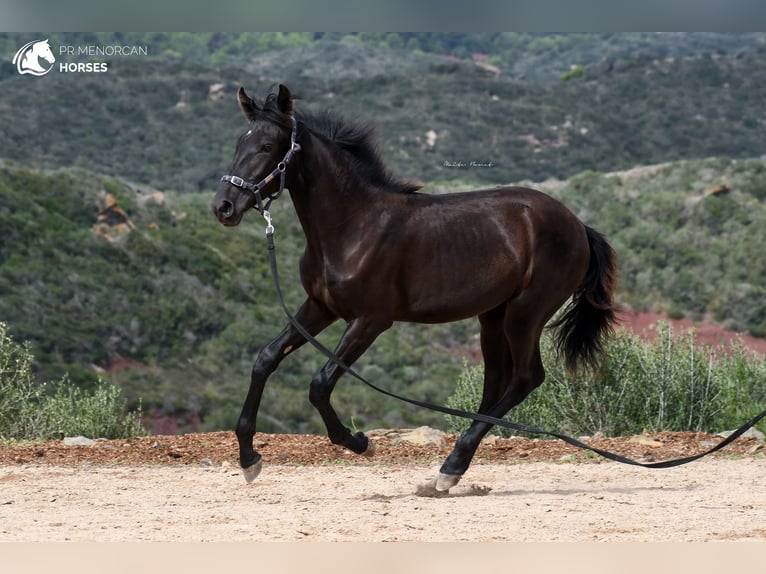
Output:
387 186 589 322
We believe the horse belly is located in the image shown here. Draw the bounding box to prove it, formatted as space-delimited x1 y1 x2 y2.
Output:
397 239 526 323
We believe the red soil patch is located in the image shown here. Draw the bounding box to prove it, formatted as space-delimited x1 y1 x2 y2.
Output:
621 311 766 355
0 429 761 469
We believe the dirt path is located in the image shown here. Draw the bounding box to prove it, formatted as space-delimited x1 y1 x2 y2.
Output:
1 430 764 542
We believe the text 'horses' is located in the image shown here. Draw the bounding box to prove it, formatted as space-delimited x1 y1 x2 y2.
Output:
211 84 618 494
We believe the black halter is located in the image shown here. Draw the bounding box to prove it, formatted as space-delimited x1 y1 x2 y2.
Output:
220 115 301 214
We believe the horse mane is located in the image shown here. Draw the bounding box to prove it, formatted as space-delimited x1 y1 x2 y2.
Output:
262 92 422 194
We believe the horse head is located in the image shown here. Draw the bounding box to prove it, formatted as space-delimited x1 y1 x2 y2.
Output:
211 85 299 226
14 39 56 76
33 40 55 64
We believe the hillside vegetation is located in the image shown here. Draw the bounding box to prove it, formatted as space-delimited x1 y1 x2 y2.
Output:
0 162 467 433
2 33 766 435
2 155 766 433
538 158 766 337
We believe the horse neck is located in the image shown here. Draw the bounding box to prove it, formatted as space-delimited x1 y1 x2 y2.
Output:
288 131 379 246
23 51 43 70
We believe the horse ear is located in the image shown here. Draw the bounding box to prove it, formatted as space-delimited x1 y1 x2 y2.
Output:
237 87 259 122
277 84 293 115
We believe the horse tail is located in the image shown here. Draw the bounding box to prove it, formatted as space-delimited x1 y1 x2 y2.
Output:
551 225 619 374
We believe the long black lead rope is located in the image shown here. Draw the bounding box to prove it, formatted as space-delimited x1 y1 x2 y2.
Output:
265 229 766 469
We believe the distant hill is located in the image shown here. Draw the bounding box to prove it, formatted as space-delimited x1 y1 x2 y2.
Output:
1 35 766 193
4 32 765 82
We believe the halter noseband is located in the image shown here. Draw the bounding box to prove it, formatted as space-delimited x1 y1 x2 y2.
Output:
220 115 301 214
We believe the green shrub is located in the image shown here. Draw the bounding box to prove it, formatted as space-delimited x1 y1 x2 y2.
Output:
0 323 45 439
560 64 585 82
0 322 145 440
38 376 146 440
446 322 766 438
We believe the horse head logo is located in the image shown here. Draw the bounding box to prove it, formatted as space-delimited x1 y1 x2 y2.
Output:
13 39 56 76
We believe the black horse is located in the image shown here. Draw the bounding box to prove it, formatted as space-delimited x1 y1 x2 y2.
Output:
211 84 618 494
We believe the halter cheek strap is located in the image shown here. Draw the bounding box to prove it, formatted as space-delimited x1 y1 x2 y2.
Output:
220 115 301 214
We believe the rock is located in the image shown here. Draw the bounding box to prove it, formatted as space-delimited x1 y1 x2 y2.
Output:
704 183 731 197
716 427 765 440
63 436 95 447
91 193 136 242
398 426 447 447
481 435 500 446
199 458 214 467
208 83 226 101
630 435 664 448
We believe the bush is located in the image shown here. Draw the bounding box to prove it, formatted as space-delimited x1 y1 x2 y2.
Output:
0 323 44 438
560 64 585 82
37 376 146 440
0 322 145 440
446 322 766 438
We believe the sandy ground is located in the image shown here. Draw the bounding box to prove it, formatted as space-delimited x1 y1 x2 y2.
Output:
1 456 764 542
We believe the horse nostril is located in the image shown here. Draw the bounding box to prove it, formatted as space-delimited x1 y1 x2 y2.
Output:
219 200 234 219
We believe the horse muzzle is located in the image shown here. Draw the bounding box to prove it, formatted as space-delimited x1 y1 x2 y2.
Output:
211 195 243 226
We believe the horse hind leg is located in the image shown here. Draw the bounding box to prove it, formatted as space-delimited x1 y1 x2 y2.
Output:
418 307 513 495
420 309 547 496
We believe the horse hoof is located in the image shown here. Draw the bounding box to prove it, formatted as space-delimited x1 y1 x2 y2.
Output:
415 477 450 498
436 472 461 492
242 459 263 483
362 438 376 458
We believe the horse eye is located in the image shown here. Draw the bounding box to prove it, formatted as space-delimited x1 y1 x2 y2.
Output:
261 144 273 153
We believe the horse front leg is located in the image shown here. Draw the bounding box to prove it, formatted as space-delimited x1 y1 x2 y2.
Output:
308 317 391 456
237 299 336 483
